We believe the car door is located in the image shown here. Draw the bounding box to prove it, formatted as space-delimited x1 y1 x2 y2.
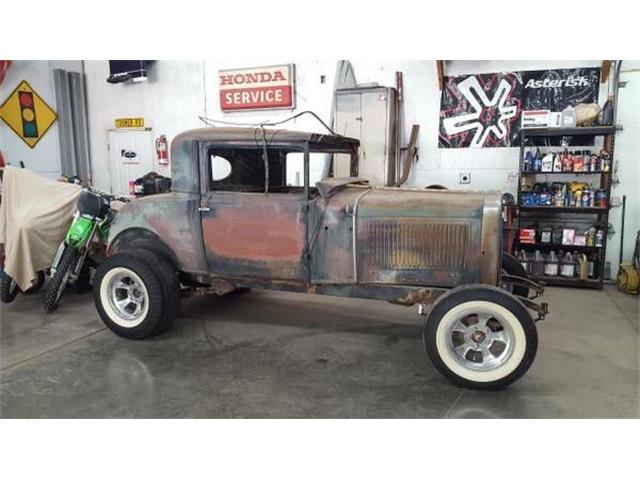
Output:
199 144 309 283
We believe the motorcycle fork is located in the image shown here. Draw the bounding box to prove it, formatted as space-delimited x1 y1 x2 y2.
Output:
51 218 99 280
69 221 99 282
50 241 67 275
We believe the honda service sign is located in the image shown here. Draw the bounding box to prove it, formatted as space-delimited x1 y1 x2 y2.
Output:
219 64 295 111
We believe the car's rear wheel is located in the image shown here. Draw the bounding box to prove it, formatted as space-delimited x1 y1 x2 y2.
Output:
93 252 174 339
423 285 537 390
128 249 181 333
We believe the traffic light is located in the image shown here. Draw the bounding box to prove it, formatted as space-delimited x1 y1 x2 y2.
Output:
18 90 38 138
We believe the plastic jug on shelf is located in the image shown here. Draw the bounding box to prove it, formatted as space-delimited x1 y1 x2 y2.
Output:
523 150 534 172
531 250 545 277
560 251 575 277
544 251 559 276
561 105 577 128
576 253 589 280
533 148 543 172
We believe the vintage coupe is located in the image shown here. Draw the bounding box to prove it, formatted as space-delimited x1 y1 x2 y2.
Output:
94 127 547 389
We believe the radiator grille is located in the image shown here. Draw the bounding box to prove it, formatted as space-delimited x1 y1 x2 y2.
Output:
365 221 470 270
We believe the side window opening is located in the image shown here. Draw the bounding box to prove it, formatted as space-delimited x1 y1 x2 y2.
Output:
206 145 358 195
207 146 290 193
211 155 232 181
285 152 330 187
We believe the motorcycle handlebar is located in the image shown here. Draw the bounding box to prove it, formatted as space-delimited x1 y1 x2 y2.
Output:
82 186 130 203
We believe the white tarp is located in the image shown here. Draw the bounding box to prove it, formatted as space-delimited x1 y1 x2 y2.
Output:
0 166 81 290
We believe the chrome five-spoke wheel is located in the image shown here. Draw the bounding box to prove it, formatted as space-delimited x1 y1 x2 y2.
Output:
424 286 538 390
445 307 515 372
101 267 149 328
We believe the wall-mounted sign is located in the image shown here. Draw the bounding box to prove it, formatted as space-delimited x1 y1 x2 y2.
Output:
0 60 12 86
0 80 57 148
439 67 600 148
219 64 295 111
115 117 145 128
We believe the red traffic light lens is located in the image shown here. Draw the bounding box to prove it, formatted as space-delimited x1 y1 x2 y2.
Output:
19 91 34 107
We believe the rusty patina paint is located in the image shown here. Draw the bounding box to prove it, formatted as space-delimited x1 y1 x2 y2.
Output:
201 192 307 280
108 192 208 273
354 187 488 287
308 185 498 289
203 208 303 261
308 187 365 284
107 126 507 307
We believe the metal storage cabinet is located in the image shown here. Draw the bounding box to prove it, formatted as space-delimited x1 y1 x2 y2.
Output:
334 86 398 186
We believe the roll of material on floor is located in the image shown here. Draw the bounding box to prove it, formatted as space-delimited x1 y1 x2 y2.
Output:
617 264 640 295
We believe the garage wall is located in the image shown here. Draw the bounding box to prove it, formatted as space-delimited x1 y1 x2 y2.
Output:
82 60 340 192
83 60 612 193
350 61 608 194
0 60 83 179
4 60 636 278
605 68 640 270
83 60 205 190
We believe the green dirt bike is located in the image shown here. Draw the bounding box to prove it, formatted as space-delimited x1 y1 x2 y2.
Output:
44 187 127 312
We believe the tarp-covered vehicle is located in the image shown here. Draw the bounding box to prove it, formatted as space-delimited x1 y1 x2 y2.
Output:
95 127 548 389
0 166 80 301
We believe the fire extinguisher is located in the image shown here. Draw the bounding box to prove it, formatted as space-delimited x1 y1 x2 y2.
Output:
155 134 169 166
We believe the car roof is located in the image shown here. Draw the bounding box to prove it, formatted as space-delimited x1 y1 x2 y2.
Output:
172 127 360 148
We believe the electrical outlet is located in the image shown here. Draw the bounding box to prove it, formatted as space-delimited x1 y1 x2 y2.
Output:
459 173 471 184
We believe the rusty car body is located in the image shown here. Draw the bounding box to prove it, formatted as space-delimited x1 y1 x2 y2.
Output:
94 127 548 389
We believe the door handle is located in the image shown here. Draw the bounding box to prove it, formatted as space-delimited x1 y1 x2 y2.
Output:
198 207 211 212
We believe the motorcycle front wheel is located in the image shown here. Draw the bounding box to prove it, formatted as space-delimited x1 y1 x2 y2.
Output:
44 245 80 313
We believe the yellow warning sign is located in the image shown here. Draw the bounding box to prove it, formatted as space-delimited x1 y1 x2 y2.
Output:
114 117 145 129
0 80 57 148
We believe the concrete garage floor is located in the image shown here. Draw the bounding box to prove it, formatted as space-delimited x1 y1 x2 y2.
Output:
0 285 638 418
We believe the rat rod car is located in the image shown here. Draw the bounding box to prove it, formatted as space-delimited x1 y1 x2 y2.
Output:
94 127 548 389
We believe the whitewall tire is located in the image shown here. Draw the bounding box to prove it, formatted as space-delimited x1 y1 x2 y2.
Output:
424 285 537 390
99 267 150 329
93 252 174 339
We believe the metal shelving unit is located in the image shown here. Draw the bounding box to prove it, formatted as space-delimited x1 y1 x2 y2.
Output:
518 243 601 254
520 171 604 177
519 206 607 214
516 127 617 290
528 275 601 289
520 126 616 137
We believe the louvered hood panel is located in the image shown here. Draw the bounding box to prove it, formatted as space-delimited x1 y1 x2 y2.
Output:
355 188 493 287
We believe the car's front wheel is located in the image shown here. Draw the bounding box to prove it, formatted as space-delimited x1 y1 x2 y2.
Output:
423 285 537 390
93 252 174 339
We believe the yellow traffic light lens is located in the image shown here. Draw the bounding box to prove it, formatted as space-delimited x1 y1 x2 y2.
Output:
22 108 35 122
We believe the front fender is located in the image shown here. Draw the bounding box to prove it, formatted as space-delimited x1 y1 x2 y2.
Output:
66 216 94 248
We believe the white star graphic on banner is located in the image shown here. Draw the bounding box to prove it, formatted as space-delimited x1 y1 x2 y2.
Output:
443 76 518 147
